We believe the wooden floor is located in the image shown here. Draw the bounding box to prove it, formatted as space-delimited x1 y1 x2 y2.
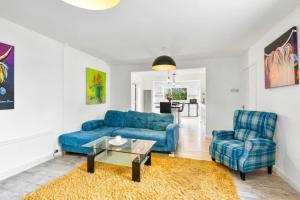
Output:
0 117 299 200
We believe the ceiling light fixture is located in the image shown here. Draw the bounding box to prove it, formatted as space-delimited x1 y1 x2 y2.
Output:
61 0 120 10
152 55 176 71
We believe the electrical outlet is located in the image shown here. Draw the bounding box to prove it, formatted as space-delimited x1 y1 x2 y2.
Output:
53 149 59 157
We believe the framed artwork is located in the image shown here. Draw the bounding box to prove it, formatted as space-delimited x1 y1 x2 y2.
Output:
164 88 187 100
86 68 106 105
0 42 14 110
264 27 299 89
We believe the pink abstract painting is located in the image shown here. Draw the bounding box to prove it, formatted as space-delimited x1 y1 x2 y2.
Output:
264 27 299 89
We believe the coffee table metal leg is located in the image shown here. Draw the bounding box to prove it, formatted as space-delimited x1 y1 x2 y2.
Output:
132 157 141 182
145 152 151 166
87 155 95 173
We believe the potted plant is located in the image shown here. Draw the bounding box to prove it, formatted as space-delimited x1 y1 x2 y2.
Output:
165 92 174 102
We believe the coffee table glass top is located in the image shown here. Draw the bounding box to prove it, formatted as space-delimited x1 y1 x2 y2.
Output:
82 136 156 155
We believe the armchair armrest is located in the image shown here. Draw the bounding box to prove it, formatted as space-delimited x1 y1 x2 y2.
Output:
212 130 234 140
244 138 276 153
81 120 104 131
239 138 276 173
166 123 179 152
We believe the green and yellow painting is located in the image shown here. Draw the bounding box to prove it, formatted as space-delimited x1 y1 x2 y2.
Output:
86 68 106 105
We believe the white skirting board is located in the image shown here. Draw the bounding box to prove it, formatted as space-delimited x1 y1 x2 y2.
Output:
0 131 58 181
0 154 54 181
274 166 300 193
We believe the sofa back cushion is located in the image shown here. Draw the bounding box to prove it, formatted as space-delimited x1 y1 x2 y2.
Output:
104 110 126 127
234 128 260 141
148 113 173 131
125 111 149 129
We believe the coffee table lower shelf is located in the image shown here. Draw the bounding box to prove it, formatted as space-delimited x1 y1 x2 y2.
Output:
86 150 152 182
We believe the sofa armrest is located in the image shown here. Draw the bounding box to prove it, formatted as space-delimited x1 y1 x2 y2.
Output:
166 123 179 152
81 120 104 131
212 130 234 140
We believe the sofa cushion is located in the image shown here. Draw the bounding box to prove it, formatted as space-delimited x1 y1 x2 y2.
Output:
59 126 120 146
112 128 166 146
211 139 244 160
125 111 149 129
234 128 260 141
104 110 126 127
148 113 173 131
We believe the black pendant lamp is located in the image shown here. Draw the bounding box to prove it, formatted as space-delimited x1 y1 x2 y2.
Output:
152 55 176 71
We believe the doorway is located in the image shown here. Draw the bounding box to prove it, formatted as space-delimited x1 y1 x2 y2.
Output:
130 68 208 159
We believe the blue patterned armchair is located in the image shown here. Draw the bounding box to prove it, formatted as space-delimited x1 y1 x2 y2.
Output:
209 110 278 180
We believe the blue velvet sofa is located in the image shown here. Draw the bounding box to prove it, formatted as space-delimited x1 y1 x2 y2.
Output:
59 110 179 154
209 110 278 180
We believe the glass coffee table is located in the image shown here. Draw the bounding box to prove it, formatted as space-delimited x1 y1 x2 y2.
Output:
82 136 156 182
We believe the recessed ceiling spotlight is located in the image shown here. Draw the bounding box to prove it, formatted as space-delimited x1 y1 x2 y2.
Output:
61 0 120 10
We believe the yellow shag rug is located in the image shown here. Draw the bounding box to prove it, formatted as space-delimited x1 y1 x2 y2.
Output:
23 155 239 200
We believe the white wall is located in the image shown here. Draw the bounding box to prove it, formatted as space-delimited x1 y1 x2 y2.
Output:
111 57 243 135
0 18 64 180
63 46 110 132
0 18 110 180
205 58 242 135
246 5 300 192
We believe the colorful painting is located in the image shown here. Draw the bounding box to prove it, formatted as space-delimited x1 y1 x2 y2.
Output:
264 27 299 89
165 88 187 100
86 68 106 104
0 42 14 110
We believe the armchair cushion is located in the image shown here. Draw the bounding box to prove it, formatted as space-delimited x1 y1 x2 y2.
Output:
233 110 277 140
234 128 260 141
234 111 265 131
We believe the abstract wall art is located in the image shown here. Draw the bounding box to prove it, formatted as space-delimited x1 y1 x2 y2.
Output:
0 42 14 110
264 27 299 89
86 68 106 105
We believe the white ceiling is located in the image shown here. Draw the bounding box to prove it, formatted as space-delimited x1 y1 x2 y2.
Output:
0 0 299 65
132 68 204 88
133 68 205 79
